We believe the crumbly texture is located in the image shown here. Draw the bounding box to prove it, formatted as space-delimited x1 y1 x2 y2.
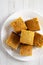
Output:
6 32 20 50
10 17 27 33
34 32 43 47
20 30 34 45
20 44 32 56
25 18 40 31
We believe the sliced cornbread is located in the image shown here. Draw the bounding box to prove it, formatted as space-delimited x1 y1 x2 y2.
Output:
25 18 40 31
34 32 43 47
10 17 27 33
20 30 34 45
6 32 20 50
20 44 32 56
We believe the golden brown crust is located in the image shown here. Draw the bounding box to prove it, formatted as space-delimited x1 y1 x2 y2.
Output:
20 30 35 45
10 17 27 33
25 18 40 31
34 32 43 47
20 44 32 56
6 32 20 50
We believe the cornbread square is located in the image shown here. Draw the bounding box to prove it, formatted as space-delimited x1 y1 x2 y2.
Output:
20 45 32 56
34 32 43 47
10 17 27 33
6 32 20 50
25 18 40 31
20 30 34 45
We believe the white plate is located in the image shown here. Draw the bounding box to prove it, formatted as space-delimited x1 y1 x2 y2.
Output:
1 10 43 61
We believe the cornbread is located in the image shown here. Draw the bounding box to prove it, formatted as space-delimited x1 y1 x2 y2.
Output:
20 30 34 45
20 44 32 56
6 32 20 50
10 17 27 33
25 18 40 31
34 32 43 47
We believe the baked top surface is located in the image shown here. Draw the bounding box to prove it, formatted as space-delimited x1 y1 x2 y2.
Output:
20 30 34 45
25 18 40 31
6 32 20 49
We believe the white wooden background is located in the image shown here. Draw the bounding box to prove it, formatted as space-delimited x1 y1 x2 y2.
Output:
0 0 43 65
